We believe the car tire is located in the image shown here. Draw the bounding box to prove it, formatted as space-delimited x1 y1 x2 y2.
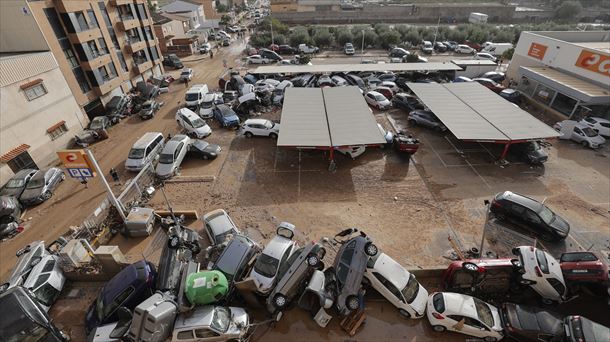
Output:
273 294 288 309
306 255 319 267
269 133 278 139
581 141 589 148
462 262 479 273
0 283 9 292
61 173 66 181
399 309 411 318
203 155 209 160
408 119 417 126
510 258 521 268
245 131 253 138
346 295 360 311
541 298 555 305
483 337 497 342
364 242 378 256
432 325 446 332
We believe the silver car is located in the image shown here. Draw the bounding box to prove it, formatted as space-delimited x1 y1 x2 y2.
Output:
171 306 249 342
203 209 241 245
19 168 65 206
0 169 37 198
155 135 192 179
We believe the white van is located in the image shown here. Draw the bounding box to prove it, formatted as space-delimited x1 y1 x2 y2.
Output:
125 132 165 171
184 84 209 109
482 43 514 56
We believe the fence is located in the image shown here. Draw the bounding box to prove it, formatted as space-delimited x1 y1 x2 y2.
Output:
117 162 157 211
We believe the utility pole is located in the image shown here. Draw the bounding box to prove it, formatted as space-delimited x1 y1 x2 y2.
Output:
361 29 365 62
433 16 440 45
271 20 274 46
85 149 127 222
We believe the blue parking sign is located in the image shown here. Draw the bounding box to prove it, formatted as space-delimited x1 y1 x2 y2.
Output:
67 168 94 179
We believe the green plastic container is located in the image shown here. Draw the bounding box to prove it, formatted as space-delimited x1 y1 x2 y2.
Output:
185 270 229 305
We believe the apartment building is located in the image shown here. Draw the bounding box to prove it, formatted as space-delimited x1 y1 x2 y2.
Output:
0 0 164 120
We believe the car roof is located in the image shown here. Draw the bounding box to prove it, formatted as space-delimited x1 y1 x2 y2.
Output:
367 91 383 96
178 108 199 118
370 253 411 289
204 209 234 234
440 292 479 318
175 305 214 329
261 235 293 260
215 235 256 274
11 169 36 180
162 140 182 153
101 260 148 304
245 118 270 125
498 191 542 211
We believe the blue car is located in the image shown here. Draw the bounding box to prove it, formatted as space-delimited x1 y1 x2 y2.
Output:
85 260 156 334
213 104 240 128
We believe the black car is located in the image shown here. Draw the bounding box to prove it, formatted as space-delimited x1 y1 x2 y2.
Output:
490 191 570 241
481 71 506 83
392 93 424 112
395 77 413 93
0 169 37 198
564 315 610 342
188 140 221 160
259 48 282 61
500 89 521 103
500 303 565 342
433 42 447 52
162 54 183 69
212 235 260 299
278 45 296 55
389 47 410 58
510 141 548 165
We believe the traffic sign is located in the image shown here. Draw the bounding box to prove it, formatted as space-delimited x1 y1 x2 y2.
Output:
57 150 96 178
67 168 94 179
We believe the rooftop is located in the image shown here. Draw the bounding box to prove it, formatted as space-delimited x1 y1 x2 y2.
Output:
528 31 610 54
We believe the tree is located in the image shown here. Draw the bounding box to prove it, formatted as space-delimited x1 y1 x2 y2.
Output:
298 54 311 65
147 0 156 12
502 47 515 60
403 30 421 45
379 31 401 49
336 30 354 47
363 30 379 48
215 1 228 13
405 53 420 63
313 29 333 47
220 14 231 26
554 1 583 20
289 28 311 47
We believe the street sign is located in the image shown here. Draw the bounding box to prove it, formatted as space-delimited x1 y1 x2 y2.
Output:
57 150 95 178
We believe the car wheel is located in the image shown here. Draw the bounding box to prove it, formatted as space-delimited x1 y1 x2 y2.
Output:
510 258 521 268
541 298 554 305
245 131 253 138
61 173 66 181
364 242 378 256
408 119 417 126
273 294 288 309
203 154 209 160
269 133 278 139
346 295 360 311
462 262 479 273
494 212 505 221
306 255 319 267
0 283 9 292
399 309 411 318
581 141 589 148
483 337 497 342
432 325 446 332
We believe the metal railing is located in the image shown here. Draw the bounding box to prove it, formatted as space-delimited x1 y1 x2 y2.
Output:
117 162 156 210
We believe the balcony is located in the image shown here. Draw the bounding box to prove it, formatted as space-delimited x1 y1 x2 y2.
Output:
93 75 123 96
125 39 147 53
132 60 153 75
109 0 133 5
116 16 140 31
68 29 102 46
81 53 112 71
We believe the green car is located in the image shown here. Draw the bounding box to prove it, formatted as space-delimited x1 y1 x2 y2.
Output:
185 270 229 305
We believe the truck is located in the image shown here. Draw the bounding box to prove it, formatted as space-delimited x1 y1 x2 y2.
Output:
451 59 498 79
184 84 209 110
298 43 319 54
469 12 488 24
482 43 514 56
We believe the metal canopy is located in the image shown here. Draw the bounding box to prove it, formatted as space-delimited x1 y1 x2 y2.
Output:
277 87 386 148
251 62 461 75
408 82 560 142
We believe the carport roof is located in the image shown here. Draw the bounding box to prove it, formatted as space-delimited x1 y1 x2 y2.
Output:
520 66 610 104
251 62 461 74
277 87 386 147
407 82 560 142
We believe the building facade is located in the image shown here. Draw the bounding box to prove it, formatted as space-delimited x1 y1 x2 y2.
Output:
160 0 205 30
0 52 88 183
1 0 164 120
152 12 188 54
271 0 298 13
507 31 610 120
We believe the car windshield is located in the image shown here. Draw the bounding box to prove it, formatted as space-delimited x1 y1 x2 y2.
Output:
90 118 104 130
192 117 206 128
538 205 555 225
474 298 494 327
582 127 598 137
159 153 174 164
33 283 60 307
25 178 44 189
180 71 190 76
374 94 386 101
560 252 598 262
253 253 280 278
535 249 550 274
5 179 25 188
185 93 199 101
128 148 145 159
142 103 152 110
201 100 214 109
211 307 231 333
401 273 420 304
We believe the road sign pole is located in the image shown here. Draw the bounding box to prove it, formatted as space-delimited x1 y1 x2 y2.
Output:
85 149 127 222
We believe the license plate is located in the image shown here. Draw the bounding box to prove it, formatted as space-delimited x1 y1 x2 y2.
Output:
572 269 588 273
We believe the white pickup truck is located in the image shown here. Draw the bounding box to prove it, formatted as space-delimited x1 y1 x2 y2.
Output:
298 44 319 54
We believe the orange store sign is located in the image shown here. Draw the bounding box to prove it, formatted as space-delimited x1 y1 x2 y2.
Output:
527 43 547 60
575 50 610 77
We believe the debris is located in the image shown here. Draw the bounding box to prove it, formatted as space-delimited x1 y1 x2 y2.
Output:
165 175 216 183
340 309 366 337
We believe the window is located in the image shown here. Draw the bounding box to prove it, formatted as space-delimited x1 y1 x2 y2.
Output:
108 28 120 49
60 13 76 34
48 123 68 140
535 249 550 274
88 40 100 58
373 272 404 302
176 330 194 339
86 70 100 88
551 93 578 116
98 66 110 82
533 84 556 105
87 9 99 28
116 51 128 72
98 2 112 27
98 38 109 55
74 44 88 62
74 11 89 32
144 27 153 41
44 8 66 39
73 67 91 93
105 286 134 317
136 4 148 20
24 83 48 101
194 329 219 338
524 210 541 224
107 62 117 79
149 46 159 61
63 48 79 67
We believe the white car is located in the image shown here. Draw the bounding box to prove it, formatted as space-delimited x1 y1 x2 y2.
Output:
198 93 217 119
239 119 280 138
475 52 497 63
379 81 400 93
331 76 348 86
203 209 240 245
455 44 475 54
155 135 191 179
365 91 391 110
247 55 271 64
249 222 298 294
364 253 428 318
427 292 504 341
254 79 280 93
171 306 249 342
512 246 567 304
176 108 212 138
272 80 293 104
278 59 292 65
179 68 193 82
554 120 606 149
336 145 366 159
580 116 610 137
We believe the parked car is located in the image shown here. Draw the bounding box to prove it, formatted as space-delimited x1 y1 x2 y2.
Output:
317 75 335 88
298 43 319 54
345 74 365 89
364 252 428 318
473 78 506 93
326 228 378 315
499 89 521 103
344 43 355 55
559 251 609 284
259 48 282 62
0 169 37 198
213 104 240 128
163 54 183 69
278 45 296 55
176 108 212 138
444 41 458 50
373 86 394 100
203 209 240 245
19 168 64 206
250 222 298 295
272 80 293 104
188 140 221 161
420 41 433 54
212 234 260 300
365 91 391 110
580 116 610 137
441 258 521 297
138 100 160 120
0 196 21 238
179 68 194 82
267 241 326 312
198 42 211 54
239 119 280 139
564 315 610 342
513 246 568 304
408 109 447 132
554 120 606 149
379 81 400 93
490 191 570 241
247 55 271 64
481 71 505 83
389 47 410 58
426 292 504 341
331 76 348 87
198 93 217 119
475 52 498 63
155 135 192 179
500 303 564 342
125 132 165 172
85 260 157 334
454 76 473 83
455 44 476 54
434 42 447 52
509 141 548 165
171 306 249 342
74 116 111 146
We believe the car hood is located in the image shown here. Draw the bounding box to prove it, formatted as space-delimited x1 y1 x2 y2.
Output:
155 163 175 178
410 284 429 315
550 215 570 234
528 148 548 161
194 125 212 136
125 158 145 169
223 114 240 123
75 130 97 141
227 307 249 336
19 188 44 202
203 145 221 154
590 135 606 144
250 269 275 294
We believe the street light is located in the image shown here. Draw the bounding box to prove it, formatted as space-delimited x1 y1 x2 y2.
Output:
361 29 365 62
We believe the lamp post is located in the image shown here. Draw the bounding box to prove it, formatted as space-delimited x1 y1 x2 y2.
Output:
361 29 365 62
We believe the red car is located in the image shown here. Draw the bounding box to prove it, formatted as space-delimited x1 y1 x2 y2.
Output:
472 78 506 93
464 40 482 51
393 133 420 154
560 251 609 284
374 86 394 100
441 258 520 295
268 44 279 52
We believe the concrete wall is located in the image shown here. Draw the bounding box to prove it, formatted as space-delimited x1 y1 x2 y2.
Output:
0 0 48 53
0 52 87 184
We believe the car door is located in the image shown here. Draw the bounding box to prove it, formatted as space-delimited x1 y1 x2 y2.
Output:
175 142 186 166
366 93 375 106
463 317 491 338
194 327 221 341
508 202 528 226
572 127 585 143
371 272 403 308
421 114 435 128
523 209 545 233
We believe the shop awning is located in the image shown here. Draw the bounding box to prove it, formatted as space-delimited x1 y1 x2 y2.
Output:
251 62 461 75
